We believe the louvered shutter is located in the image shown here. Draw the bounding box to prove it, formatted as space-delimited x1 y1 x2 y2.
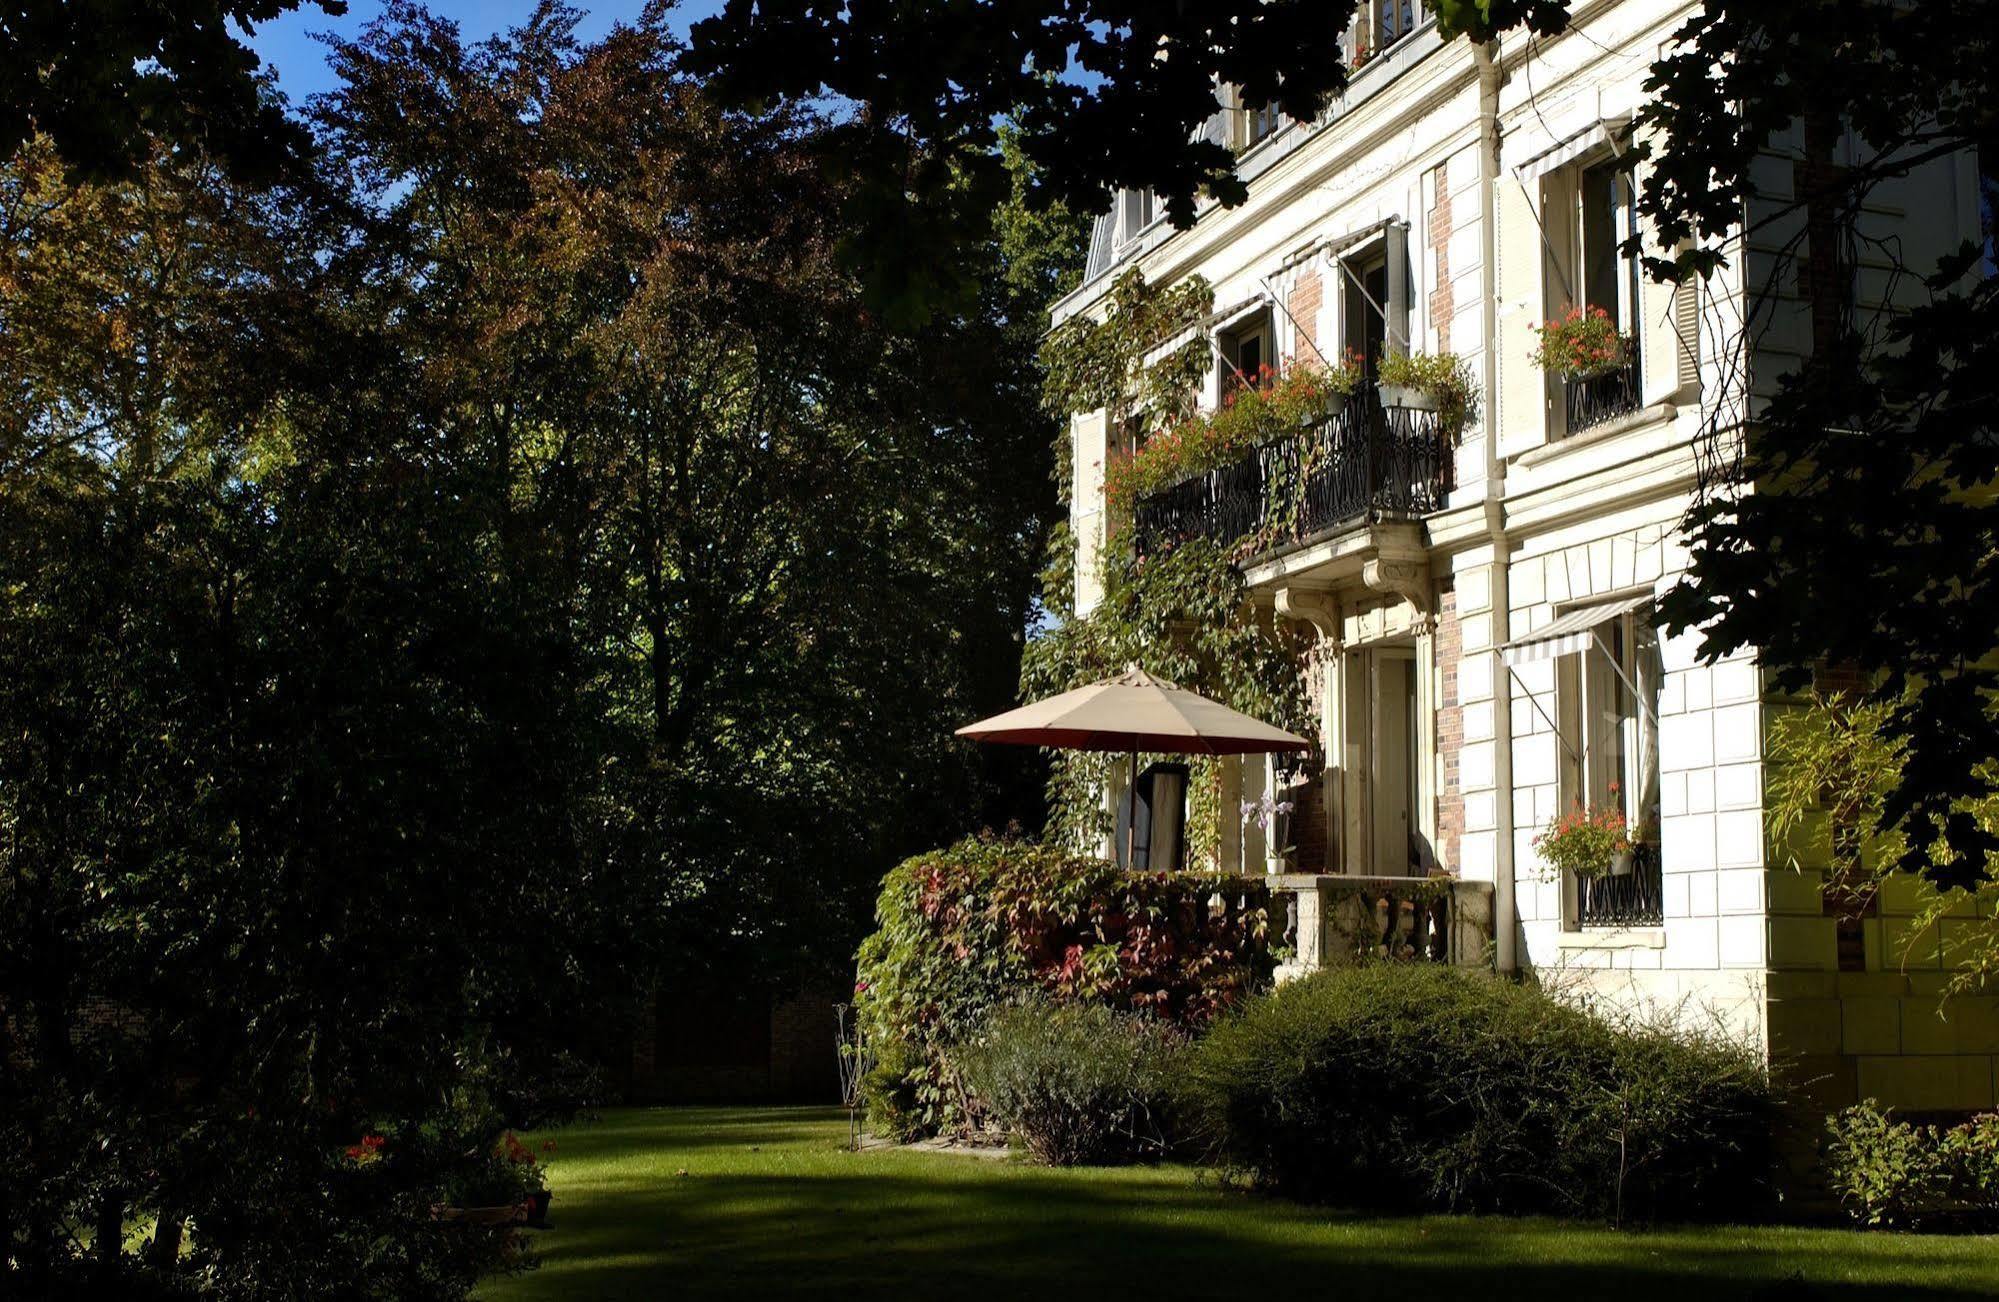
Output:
1495 177 1549 458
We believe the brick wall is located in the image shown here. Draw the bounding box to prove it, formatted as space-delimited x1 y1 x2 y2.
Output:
1428 162 1454 352
1288 267 1324 364
1433 581 1463 872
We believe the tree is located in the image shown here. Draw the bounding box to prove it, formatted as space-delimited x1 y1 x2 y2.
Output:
1 130 592 1296
684 0 1350 324
3 3 1085 1292
0 0 339 182
314 0 1080 991
691 0 1999 896
1634 1 1999 892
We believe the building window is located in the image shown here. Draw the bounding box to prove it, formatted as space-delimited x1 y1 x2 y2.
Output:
1548 155 1644 435
1116 189 1155 247
1578 157 1640 346
1341 252 1390 382
1553 605 1663 927
1375 0 1421 47
1220 314 1273 391
1242 99 1282 152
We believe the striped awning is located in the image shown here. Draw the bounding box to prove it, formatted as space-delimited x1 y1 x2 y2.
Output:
1500 593 1651 666
1513 116 1631 184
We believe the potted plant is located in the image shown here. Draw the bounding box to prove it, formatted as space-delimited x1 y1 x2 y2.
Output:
1530 304 1633 380
1531 801 1633 880
1376 350 1480 435
434 1130 553 1228
1240 790 1297 873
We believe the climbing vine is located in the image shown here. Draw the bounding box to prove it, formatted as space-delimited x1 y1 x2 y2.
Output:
1030 270 1325 865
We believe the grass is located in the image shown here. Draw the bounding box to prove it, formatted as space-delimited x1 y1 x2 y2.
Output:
478 1106 1999 1302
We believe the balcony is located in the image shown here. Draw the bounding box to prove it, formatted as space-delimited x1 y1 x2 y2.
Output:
1132 395 1451 563
1562 355 1641 436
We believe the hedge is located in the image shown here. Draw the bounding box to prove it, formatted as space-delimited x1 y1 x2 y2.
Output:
853 836 1271 1137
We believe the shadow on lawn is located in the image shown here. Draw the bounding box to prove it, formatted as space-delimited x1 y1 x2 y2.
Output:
500 1109 1999 1302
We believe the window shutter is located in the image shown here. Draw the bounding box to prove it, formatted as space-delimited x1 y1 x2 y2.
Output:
1496 178 1549 458
1638 271 1687 407
1634 130 1692 407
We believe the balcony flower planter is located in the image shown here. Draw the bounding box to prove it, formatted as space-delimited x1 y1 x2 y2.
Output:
1375 350 1478 437
1531 801 1633 881
1376 383 1437 412
1531 305 1632 380
1608 849 1635 878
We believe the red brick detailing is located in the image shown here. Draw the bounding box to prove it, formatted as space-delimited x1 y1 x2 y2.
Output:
1433 582 1464 873
1288 267 1325 365
1428 163 1453 352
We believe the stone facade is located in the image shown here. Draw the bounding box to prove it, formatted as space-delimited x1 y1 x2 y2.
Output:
1053 0 1992 1116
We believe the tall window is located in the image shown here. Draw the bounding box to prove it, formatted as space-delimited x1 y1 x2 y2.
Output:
1220 314 1273 392
1117 189 1155 246
1556 609 1659 832
1342 254 1389 381
1376 0 1420 47
1242 98 1281 151
1578 158 1640 341
1553 605 1663 928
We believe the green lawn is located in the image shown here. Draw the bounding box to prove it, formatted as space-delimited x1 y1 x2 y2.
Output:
479 1106 1999 1302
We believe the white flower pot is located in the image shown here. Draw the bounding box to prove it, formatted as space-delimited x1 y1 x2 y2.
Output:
1609 850 1635 878
1377 384 1438 412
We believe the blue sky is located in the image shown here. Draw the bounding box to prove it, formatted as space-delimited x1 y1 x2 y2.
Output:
245 1 727 102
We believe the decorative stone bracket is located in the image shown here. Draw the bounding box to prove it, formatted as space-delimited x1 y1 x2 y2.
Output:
1272 587 1340 642
1361 556 1432 628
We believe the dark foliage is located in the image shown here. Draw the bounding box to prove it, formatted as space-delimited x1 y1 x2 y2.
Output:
0 0 338 184
2 4 1082 1293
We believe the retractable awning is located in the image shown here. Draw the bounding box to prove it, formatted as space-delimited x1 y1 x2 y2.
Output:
1500 592 1652 666
1513 116 1631 184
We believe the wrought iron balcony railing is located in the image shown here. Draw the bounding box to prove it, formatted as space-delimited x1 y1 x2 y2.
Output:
1132 395 1450 561
1576 843 1664 929
1562 355 1641 435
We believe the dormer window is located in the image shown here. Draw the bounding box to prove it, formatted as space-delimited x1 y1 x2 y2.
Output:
1242 99 1281 152
1117 189 1156 246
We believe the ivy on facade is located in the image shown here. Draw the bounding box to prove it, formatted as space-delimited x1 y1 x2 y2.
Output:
1030 270 1317 864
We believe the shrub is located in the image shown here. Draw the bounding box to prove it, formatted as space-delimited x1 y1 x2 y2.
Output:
1824 1101 1999 1228
854 836 1271 1136
955 1002 1185 1165
1182 964 1775 1223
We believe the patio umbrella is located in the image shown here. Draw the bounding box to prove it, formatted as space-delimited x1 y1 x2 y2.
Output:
956 666 1312 869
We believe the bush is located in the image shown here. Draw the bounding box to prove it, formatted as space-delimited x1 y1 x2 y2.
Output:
1824 1102 1999 1228
955 1002 1185 1165
1182 964 1775 1222
854 836 1271 1136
